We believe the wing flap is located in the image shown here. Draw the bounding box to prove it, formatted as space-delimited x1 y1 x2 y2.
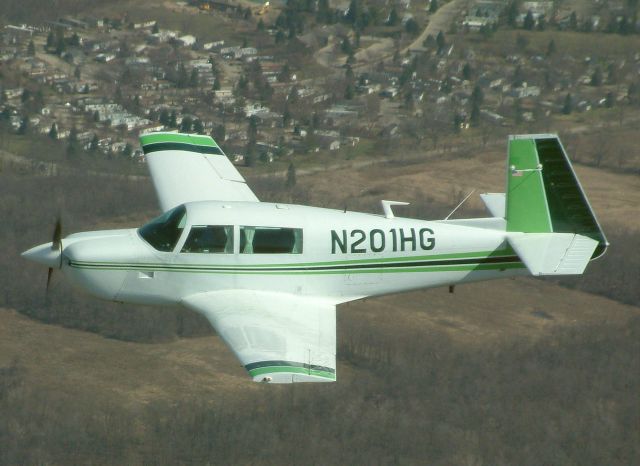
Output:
183 291 336 383
140 132 258 212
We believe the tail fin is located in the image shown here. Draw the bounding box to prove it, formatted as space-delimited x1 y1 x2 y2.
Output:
505 135 608 275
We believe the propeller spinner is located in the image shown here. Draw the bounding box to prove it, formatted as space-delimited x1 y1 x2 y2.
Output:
21 217 64 292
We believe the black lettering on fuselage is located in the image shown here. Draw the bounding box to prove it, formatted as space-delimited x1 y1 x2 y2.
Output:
390 228 398 252
419 228 435 250
331 230 347 253
370 229 385 252
350 230 366 253
400 228 416 252
330 228 436 254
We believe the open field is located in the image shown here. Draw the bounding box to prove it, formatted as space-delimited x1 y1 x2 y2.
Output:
2 271 639 464
465 29 640 59
2 277 637 406
295 145 640 232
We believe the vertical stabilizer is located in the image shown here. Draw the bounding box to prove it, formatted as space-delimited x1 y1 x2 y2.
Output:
506 137 552 233
505 135 608 274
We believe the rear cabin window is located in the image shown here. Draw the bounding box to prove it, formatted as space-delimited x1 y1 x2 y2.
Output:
240 226 303 254
138 205 187 252
181 226 233 253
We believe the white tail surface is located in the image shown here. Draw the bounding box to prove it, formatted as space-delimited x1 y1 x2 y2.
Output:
508 233 599 276
480 193 505 218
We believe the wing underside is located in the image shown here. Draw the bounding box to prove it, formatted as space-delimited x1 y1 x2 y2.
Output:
183 291 336 383
140 132 258 212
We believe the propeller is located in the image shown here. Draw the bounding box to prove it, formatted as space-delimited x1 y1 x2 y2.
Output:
46 217 63 293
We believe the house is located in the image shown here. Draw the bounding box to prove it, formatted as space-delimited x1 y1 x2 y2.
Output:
240 47 258 57
178 35 196 47
203 40 225 50
511 85 541 98
220 46 241 59
327 140 340 150
95 53 116 63
253 111 283 128
521 1 553 16
148 30 178 43
480 109 506 125
315 129 341 151
133 20 157 29
59 17 90 29
215 88 234 102
4 25 36 37
4 88 24 99
139 124 166 135
244 102 269 116
462 16 494 31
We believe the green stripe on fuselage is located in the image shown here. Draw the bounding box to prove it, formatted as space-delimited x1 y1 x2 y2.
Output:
66 249 516 269
68 256 525 274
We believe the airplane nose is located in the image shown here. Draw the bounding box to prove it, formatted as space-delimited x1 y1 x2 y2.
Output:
21 242 62 269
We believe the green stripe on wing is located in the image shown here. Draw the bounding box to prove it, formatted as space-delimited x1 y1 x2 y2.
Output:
139 132 218 148
248 366 336 379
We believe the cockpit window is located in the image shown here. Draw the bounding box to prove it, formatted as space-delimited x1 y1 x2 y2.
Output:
138 205 187 252
181 226 233 253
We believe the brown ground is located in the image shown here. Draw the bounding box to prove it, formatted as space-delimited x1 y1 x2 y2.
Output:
298 148 640 232
2 274 637 408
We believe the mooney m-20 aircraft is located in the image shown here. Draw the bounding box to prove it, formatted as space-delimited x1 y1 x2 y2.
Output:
23 133 608 383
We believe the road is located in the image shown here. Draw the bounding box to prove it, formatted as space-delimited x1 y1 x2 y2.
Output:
347 0 470 70
403 0 469 54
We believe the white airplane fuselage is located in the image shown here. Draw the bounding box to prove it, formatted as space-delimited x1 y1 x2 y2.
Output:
47 200 525 307
22 132 608 383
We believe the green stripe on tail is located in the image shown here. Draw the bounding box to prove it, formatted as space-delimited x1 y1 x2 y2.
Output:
506 137 552 233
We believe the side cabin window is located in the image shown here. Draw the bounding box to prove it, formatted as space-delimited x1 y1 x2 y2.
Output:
240 226 303 254
138 205 187 252
181 226 233 253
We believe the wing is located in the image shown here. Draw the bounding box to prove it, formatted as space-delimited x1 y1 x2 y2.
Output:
140 132 259 212
183 291 336 383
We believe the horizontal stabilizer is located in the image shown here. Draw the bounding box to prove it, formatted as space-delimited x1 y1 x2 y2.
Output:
508 233 598 276
480 193 505 218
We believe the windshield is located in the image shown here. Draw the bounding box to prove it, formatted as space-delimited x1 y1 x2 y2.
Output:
138 205 187 252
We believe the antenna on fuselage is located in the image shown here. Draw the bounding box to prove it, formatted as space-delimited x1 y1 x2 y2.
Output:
444 189 475 221
380 200 410 219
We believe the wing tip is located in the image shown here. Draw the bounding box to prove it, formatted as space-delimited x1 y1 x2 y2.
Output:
251 372 337 384
246 361 336 384
139 132 220 151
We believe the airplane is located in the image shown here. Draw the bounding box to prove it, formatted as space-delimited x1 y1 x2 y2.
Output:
22 132 608 383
